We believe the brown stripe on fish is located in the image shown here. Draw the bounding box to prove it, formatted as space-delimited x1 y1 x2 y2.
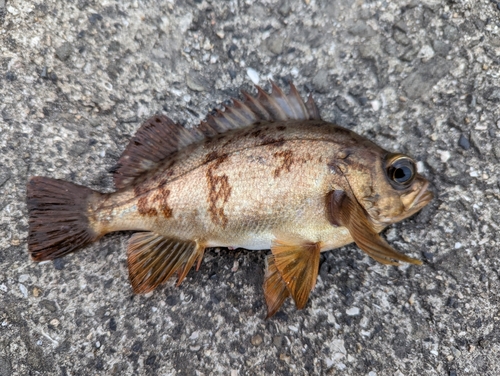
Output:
250 128 263 138
261 136 286 147
206 153 232 227
154 186 173 218
273 150 294 178
137 196 158 217
135 184 173 218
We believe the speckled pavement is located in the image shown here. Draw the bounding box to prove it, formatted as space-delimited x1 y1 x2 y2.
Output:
1 0 500 375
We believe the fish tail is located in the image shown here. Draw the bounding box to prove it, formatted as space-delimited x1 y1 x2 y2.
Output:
27 177 102 261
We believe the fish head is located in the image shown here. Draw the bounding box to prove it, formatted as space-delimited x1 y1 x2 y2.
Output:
340 150 433 227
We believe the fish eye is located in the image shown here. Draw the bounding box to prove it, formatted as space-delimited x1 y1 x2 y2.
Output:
385 155 416 189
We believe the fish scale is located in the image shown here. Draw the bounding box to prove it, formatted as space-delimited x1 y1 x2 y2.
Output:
26 82 433 317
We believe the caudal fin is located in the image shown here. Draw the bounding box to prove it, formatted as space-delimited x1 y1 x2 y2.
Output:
27 177 101 261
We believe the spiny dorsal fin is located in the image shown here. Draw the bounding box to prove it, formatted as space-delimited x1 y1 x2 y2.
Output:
114 82 321 189
201 81 321 132
270 238 321 310
127 232 205 294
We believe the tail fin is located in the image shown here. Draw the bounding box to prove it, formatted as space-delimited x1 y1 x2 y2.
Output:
27 177 101 261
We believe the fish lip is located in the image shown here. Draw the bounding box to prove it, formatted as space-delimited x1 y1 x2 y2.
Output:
408 180 433 210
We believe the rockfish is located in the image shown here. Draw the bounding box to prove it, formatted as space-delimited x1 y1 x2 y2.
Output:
27 82 433 317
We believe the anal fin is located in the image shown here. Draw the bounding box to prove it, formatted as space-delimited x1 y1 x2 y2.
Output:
127 232 205 294
270 239 321 311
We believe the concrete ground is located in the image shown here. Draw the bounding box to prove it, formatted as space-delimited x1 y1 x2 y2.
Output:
1 0 500 374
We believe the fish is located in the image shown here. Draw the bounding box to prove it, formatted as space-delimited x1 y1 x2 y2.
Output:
27 82 433 318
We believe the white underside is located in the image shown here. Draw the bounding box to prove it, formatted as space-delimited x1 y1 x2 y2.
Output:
204 227 353 252
206 233 273 250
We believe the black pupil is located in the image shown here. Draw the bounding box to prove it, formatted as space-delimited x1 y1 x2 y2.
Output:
394 166 412 182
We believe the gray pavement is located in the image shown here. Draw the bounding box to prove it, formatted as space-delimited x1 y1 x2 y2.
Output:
1 0 500 375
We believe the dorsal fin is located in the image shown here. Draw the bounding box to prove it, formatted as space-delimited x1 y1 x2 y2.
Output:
198 81 321 136
113 115 205 188
114 82 321 189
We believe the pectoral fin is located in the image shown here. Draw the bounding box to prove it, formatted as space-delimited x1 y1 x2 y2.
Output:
127 232 205 294
271 239 321 310
328 190 422 266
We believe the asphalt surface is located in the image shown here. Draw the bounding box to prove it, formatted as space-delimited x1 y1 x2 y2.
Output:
1 0 500 375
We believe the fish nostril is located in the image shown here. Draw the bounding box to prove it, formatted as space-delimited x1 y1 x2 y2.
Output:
363 200 374 209
337 151 350 159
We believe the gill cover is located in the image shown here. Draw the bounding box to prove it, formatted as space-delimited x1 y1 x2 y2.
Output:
327 190 422 266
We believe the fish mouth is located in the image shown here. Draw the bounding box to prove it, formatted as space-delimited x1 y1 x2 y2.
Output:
408 180 433 211
388 179 433 223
